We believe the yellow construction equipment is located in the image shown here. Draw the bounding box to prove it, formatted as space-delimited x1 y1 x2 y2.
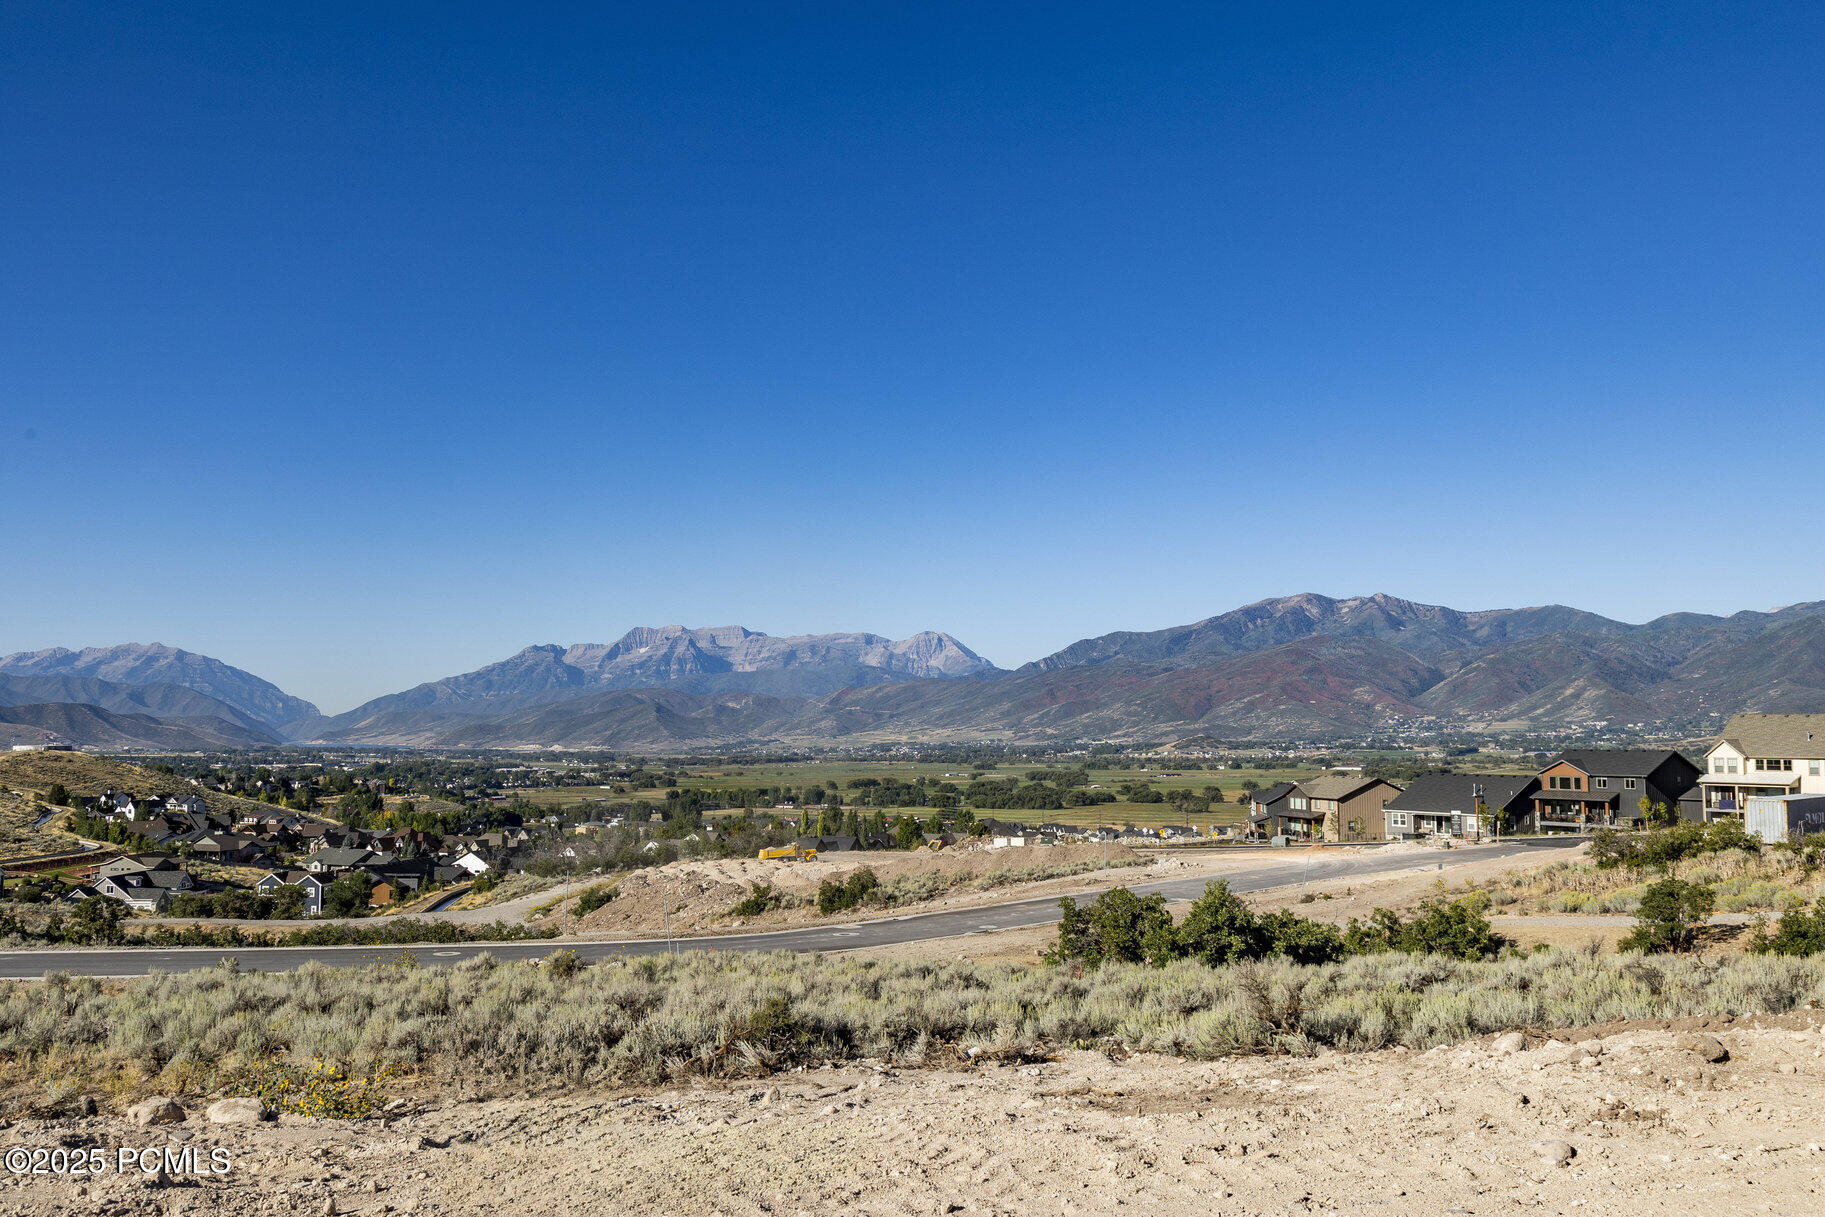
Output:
756 845 819 862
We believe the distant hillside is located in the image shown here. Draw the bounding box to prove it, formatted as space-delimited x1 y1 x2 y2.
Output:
0 702 279 751
0 644 320 736
0 751 282 824
311 594 1825 746
0 673 276 738
1024 593 1825 671
23 595 1825 749
314 626 996 738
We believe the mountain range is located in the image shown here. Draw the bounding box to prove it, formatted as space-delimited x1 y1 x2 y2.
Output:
0 645 319 736
9 595 1825 749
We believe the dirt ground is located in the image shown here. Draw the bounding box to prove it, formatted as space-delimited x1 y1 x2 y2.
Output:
555 844 1283 938
10 1014 1825 1216
837 842 1589 966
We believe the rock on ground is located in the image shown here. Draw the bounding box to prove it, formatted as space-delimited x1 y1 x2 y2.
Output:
126 1096 185 1126
4 1015 1821 1216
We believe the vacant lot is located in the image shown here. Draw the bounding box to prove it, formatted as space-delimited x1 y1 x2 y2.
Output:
3 956 1824 1215
545 842 1160 935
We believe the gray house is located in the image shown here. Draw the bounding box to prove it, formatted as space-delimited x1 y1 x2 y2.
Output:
1383 773 1538 840
302 846 380 874
255 870 331 915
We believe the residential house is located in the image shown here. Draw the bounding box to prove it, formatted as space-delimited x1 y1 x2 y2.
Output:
1245 782 1301 837
989 831 1041 849
1526 749 1701 832
1383 773 1539 840
97 854 180 880
1249 782 1325 840
92 861 199 912
1298 775 1404 842
187 832 266 864
1698 713 1825 819
795 835 858 853
254 870 329 916
445 848 491 876
302 846 380 874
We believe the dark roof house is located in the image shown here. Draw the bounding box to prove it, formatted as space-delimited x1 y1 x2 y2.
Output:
1384 773 1538 839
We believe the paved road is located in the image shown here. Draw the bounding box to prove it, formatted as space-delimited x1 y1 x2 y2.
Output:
0 838 1582 978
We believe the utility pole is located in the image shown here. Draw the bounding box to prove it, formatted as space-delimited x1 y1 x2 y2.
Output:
566 849 577 935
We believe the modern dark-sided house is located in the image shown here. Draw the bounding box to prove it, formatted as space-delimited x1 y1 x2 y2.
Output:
1526 749 1700 832
1383 773 1539 840
1245 782 1298 837
1299 774 1403 842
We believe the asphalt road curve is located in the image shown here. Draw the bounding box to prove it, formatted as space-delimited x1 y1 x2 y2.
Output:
0 838 1581 978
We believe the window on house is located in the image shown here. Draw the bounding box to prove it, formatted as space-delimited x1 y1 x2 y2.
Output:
1390 812 1407 827
1812 762 1821 777
1348 819 1360 832
1594 777 1608 789
1728 760 1738 774
1625 778 1638 790
1290 797 1307 810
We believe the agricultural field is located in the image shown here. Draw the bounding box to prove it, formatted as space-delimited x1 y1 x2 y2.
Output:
502 760 1373 830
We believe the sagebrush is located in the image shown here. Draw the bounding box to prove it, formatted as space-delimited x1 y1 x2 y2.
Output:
6 946 1823 1104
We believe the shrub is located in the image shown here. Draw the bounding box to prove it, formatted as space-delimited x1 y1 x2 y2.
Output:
1342 893 1507 961
1621 879 1714 953
7 948 1824 1098
1052 882 1348 970
1258 909 1348 965
573 884 618 916
1592 821 1762 879
816 868 879 916
1173 882 1271 966
1712 877 1806 913
729 883 781 918
1049 888 1176 968
321 872 374 918
1752 903 1825 957
225 1058 399 1119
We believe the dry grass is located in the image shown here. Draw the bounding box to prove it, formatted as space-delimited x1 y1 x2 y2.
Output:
0 790 84 861
6 947 1823 1109
0 752 282 826
453 873 564 912
1485 849 1825 916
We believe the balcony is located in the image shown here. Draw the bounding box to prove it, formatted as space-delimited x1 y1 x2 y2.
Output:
1700 772 1797 789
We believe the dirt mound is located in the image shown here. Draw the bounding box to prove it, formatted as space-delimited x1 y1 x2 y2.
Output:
561 843 1144 936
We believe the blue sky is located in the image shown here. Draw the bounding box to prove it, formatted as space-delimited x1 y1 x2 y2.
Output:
3 2 1822 712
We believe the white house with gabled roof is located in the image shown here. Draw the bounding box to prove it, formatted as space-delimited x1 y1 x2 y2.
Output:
1701 713 1825 817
